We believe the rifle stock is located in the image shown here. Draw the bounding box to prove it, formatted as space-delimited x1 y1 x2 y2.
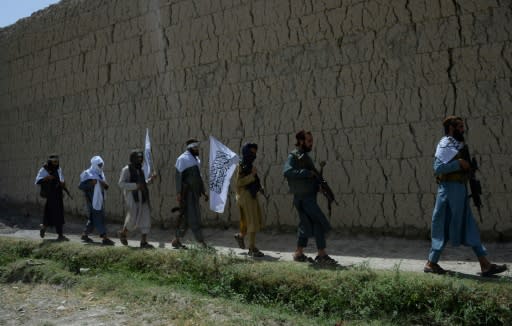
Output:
314 161 338 216
460 145 483 223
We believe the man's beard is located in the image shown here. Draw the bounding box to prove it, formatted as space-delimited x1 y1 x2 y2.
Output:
301 144 312 153
453 130 465 142
188 149 199 157
47 162 59 171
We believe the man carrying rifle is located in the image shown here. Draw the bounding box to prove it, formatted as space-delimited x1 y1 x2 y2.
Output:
283 130 338 266
234 143 265 257
118 150 157 248
171 139 209 249
424 116 507 277
34 154 70 241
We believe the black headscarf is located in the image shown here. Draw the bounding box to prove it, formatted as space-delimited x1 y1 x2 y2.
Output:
240 143 257 173
45 154 60 173
128 150 149 203
240 143 261 197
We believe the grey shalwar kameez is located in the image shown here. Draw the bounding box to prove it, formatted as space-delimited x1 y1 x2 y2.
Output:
175 150 206 242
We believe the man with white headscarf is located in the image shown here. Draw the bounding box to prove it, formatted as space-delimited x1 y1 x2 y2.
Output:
78 156 114 245
424 116 507 277
118 150 157 248
34 154 69 241
171 139 209 249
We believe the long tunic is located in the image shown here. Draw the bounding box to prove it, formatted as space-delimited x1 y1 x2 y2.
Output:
175 164 205 241
118 165 151 234
79 179 107 236
36 167 65 227
431 157 483 249
234 165 263 233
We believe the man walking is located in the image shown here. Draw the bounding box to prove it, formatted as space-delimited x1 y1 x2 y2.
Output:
283 131 337 266
79 155 114 245
424 116 507 276
35 154 69 241
234 143 265 257
171 139 209 249
118 150 157 248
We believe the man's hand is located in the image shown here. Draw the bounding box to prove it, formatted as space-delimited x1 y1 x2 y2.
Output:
100 181 109 190
309 170 319 179
458 159 471 171
91 179 97 185
136 183 145 190
176 193 182 203
251 167 257 175
203 192 209 202
147 173 158 183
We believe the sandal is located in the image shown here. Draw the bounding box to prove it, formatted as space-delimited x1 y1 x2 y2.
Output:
57 235 69 242
293 253 313 263
171 239 187 249
234 234 245 249
480 264 508 277
118 231 128 246
248 248 264 257
140 242 154 249
81 234 93 243
314 255 338 266
102 238 115 246
423 262 446 274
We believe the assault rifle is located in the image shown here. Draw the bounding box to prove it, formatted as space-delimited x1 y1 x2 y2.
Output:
240 163 269 200
313 161 339 216
62 183 73 200
459 145 483 223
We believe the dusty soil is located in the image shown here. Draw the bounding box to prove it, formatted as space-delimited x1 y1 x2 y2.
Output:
0 282 308 326
1 202 511 325
1 202 510 275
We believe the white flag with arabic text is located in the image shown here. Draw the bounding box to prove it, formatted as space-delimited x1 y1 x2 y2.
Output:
143 128 153 181
208 136 238 213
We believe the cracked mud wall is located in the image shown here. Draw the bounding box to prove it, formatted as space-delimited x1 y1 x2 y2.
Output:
0 0 511 239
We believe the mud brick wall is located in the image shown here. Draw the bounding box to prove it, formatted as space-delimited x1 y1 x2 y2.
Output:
1 0 511 239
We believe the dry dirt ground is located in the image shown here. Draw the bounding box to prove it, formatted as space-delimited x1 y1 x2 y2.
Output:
1 202 510 275
1 202 511 325
0 282 308 326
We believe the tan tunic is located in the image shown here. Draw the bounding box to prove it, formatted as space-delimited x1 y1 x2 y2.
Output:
234 166 263 233
118 165 151 234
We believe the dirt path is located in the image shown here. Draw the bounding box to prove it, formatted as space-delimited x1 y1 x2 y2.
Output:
1 203 511 277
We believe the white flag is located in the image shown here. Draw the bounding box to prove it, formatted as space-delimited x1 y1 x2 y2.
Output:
209 136 238 213
143 128 153 180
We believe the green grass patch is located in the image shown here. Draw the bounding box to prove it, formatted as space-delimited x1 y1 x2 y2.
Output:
0 237 510 325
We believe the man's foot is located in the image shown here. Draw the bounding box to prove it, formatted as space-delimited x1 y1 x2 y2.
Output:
423 262 446 274
140 242 154 249
314 255 338 266
57 235 69 242
480 264 508 277
198 241 215 251
118 231 128 246
39 225 45 238
234 233 245 249
81 234 93 243
102 238 115 246
248 248 264 257
171 239 187 249
293 253 314 263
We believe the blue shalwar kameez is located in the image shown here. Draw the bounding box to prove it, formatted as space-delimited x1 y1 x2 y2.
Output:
428 137 487 263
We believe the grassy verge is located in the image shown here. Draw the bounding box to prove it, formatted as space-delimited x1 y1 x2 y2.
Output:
0 237 511 325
